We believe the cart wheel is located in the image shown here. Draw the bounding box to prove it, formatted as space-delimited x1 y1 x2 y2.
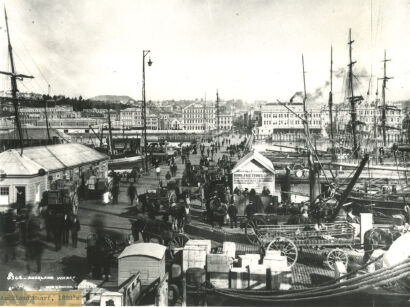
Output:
168 283 180 306
245 217 265 245
326 249 348 270
266 237 298 268
169 233 190 259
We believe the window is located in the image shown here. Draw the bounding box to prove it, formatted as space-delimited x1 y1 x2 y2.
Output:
0 187 9 205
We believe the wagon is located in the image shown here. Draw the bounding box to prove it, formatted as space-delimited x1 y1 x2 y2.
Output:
129 215 190 260
245 220 356 270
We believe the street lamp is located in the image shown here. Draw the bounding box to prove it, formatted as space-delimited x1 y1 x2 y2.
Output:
142 50 152 173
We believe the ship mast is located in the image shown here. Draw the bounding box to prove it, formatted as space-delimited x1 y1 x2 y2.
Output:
347 29 363 159
44 84 51 143
380 50 392 147
0 8 33 155
328 46 336 161
374 80 379 162
302 55 318 204
107 108 113 155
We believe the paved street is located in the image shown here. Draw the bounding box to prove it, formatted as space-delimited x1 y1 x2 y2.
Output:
0 134 247 290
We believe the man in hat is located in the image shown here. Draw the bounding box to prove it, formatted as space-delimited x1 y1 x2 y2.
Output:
228 199 238 228
245 200 257 220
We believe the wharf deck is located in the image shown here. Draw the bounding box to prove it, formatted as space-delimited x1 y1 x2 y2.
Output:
184 214 365 290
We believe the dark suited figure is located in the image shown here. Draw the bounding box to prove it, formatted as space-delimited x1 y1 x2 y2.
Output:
127 183 137 206
18 209 27 245
44 210 53 241
228 202 238 228
62 214 70 246
54 212 64 251
70 216 80 248
26 214 43 273
2 210 16 263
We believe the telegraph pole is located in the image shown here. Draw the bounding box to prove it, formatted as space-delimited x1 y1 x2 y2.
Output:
380 50 392 147
216 90 220 144
142 50 152 173
203 93 207 133
347 29 363 158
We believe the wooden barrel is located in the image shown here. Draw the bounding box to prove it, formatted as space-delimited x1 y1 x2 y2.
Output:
186 268 206 286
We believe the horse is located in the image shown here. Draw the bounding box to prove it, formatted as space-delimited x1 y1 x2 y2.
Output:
170 204 186 232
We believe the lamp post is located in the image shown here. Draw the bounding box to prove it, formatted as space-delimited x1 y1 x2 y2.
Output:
142 50 152 173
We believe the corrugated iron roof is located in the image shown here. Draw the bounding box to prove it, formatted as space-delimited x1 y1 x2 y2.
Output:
118 243 166 260
0 143 108 175
0 150 44 175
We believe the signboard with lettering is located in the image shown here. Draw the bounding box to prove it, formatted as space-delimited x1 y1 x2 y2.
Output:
232 160 275 194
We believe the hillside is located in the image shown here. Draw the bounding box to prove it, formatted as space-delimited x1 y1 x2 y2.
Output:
89 95 138 104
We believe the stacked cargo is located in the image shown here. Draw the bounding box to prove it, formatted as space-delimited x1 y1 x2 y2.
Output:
238 254 260 267
226 252 293 290
182 240 211 273
207 253 234 288
263 250 287 271
248 264 269 289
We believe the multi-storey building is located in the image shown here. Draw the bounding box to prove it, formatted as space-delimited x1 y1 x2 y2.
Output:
182 103 215 131
146 113 159 130
119 107 143 128
35 118 106 134
19 105 80 124
119 107 160 130
334 101 402 143
216 113 233 131
257 102 323 139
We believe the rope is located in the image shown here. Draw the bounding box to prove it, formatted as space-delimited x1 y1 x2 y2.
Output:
212 265 410 302
222 257 409 298
202 257 410 303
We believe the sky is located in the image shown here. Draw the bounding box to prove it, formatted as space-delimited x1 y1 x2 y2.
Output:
0 0 410 105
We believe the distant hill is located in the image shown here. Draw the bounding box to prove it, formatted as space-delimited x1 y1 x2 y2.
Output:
89 95 138 104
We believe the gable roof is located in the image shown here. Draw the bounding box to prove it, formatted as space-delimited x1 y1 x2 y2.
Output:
231 150 275 174
0 143 108 176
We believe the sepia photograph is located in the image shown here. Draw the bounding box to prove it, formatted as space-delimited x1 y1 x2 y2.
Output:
0 0 410 306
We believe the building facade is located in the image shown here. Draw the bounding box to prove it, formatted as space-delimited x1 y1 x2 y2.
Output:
334 101 402 143
257 102 323 140
182 103 216 131
216 113 233 131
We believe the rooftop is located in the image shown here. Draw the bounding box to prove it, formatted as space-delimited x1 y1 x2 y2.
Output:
118 243 166 260
0 143 108 176
232 150 275 174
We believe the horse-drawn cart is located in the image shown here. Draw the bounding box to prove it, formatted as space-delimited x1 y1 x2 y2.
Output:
129 214 190 259
245 220 356 270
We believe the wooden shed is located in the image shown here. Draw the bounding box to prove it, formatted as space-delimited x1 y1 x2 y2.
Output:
231 150 276 194
0 143 108 212
118 243 166 287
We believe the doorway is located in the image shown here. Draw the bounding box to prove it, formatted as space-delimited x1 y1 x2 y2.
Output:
16 186 26 212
